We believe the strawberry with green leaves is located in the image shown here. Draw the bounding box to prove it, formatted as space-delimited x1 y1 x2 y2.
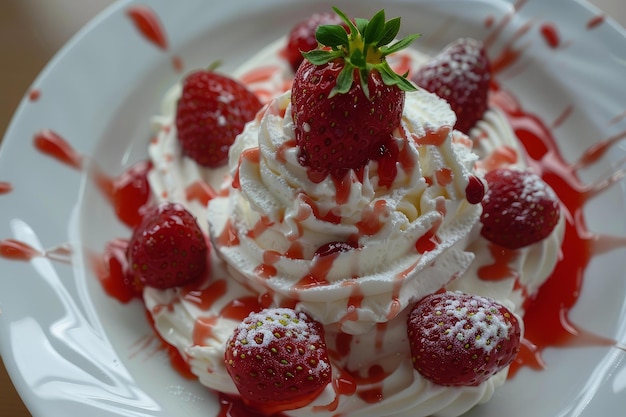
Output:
407 291 521 387
291 7 419 180
224 308 331 414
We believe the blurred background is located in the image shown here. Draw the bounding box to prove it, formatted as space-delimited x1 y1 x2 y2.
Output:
0 1 624 416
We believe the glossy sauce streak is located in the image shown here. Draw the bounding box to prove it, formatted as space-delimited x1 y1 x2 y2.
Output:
540 23 561 48
33 129 83 170
0 239 72 264
93 160 153 229
490 87 626 375
587 14 606 30
126 5 168 50
91 238 142 303
0 181 12 195
0 239 41 261
28 88 41 101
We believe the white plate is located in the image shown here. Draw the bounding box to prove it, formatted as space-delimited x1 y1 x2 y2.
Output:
1 0 626 416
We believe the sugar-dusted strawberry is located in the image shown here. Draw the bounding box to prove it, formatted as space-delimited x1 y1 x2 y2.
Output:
285 11 345 72
175 69 262 168
480 168 560 249
291 7 419 180
412 38 491 134
407 291 521 387
127 202 208 289
224 308 331 414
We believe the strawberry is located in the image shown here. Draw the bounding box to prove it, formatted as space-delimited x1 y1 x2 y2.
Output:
412 38 491 134
313 240 358 257
284 11 345 72
407 291 521 387
175 69 262 168
480 168 560 249
127 202 208 289
108 160 153 228
224 308 331 414
465 174 486 205
291 7 419 180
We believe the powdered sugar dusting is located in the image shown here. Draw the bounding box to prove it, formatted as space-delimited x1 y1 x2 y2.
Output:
225 309 332 403
484 168 559 224
439 294 510 353
422 292 512 354
520 170 556 202
233 308 321 349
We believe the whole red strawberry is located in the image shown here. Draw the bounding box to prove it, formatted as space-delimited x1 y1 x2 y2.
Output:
224 308 331 414
291 7 419 180
176 69 262 168
407 291 521 387
480 168 560 249
412 38 491 134
127 202 208 289
284 11 345 72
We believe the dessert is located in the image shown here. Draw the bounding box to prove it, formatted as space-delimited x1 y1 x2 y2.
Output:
113 7 566 417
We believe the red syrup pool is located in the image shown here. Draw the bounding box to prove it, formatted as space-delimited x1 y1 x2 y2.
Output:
489 85 626 375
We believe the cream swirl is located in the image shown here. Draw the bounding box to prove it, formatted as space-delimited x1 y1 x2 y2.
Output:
208 87 481 334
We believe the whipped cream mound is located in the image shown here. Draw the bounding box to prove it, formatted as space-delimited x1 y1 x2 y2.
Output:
208 87 480 335
143 36 565 417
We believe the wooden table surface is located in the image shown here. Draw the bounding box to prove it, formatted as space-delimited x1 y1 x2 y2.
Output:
1 1 624 417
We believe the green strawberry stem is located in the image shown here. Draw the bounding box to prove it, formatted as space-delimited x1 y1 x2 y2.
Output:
302 7 420 98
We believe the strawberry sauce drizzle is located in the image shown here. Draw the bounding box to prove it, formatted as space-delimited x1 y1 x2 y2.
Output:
0 181 12 194
33 129 83 170
217 394 286 417
478 244 520 282
185 180 218 206
91 238 141 303
217 219 240 247
93 160 153 229
490 87 626 375
294 254 334 291
231 147 260 190
0 239 72 264
489 21 533 76
256 250 281 279
0 239 41 261
221 296 264 321
539 23 561 49
193 316 220 345
355 200 387 236
587 14 606 30
183 279 228 310
126 5 168 50
144 310 196 380
28 88 41 102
